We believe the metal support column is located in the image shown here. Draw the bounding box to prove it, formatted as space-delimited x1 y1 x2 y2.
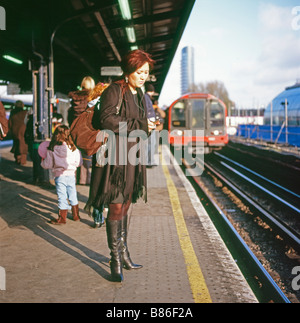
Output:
31 62 51 184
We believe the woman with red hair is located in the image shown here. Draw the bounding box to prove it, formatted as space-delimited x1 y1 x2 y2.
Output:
86 49 155 282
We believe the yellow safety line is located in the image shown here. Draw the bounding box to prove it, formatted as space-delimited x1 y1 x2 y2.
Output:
161 149 212 303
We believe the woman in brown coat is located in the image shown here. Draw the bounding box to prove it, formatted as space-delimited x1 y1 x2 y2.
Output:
68 76 95 185
8 100 28 165
86 50 155 282
0 101 8 140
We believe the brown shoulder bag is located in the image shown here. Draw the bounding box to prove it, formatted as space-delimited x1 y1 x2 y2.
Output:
70 87 122 156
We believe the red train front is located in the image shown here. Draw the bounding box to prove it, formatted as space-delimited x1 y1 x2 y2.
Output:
167 93 228 154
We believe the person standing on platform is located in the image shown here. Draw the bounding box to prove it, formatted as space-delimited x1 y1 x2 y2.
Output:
144 82 157 167
0 101 8 140
84 82 110 229
86 49 155 282
68 76 95 185
8 100 28 165
144 82 156 119
52 106 64 132
41 125 82 224
153 99 166 153
153 100 166 132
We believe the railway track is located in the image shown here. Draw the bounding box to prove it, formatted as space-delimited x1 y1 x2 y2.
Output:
178 145 300 303
206 152 300 251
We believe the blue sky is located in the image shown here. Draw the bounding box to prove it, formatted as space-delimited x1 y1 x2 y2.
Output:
159 0 300 109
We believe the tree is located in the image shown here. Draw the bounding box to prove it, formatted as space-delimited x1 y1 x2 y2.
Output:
188 80 235 109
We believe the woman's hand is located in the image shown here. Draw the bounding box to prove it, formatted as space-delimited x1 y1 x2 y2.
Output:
147 119 156 133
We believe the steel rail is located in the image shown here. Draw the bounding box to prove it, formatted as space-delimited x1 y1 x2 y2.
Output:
192 172 290 304
204 161 300 249
183 157 292 303
220 161 300 214
214 152 300 199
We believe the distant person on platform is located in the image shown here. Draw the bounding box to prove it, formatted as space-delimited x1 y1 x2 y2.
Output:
153 100 166 132
52 106 64 132
144 82 157 167
68 76 95 126
8 100 28 165
68 76 95 185
0 101 8 140
152 99 166 153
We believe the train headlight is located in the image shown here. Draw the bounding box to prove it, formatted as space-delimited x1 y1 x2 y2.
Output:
213 130 220 136
173 130 183 136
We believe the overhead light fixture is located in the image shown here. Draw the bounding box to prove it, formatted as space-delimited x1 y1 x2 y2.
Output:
118 0 132 20
118 0 137 47
130 45 138 51
3 55 23 65
126 27 136 43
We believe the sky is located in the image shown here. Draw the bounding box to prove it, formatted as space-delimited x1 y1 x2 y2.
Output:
159 0 300 109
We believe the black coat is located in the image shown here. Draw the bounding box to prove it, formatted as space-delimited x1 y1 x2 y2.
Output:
85 82 148 211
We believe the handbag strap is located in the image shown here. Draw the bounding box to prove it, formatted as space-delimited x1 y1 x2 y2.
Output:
0 123 4 136
93 85 122 115
115 85 122 115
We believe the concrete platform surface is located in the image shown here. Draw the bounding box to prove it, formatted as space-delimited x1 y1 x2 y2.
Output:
0 144 257 303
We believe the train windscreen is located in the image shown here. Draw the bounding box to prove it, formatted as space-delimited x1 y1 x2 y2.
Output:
191 99 205 128
210 101 224 127
171 101 186 127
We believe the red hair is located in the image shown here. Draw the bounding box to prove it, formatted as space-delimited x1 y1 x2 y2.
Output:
116 49 155 95
121 49 155 75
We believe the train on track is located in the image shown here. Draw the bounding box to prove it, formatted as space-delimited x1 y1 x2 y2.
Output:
167 93 229 154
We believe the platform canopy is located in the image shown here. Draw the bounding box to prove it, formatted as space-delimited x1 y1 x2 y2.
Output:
0 0 195 95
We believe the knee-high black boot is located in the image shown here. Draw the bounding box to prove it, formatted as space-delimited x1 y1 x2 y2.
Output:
106 219 124 282
121 214 143 270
